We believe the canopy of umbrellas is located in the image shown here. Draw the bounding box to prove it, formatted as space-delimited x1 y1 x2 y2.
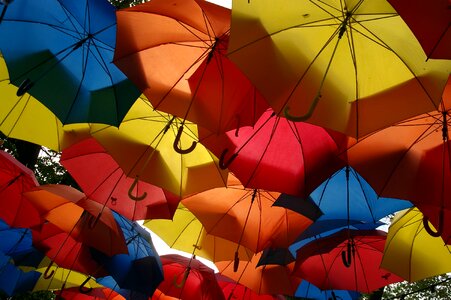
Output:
0 0 450 299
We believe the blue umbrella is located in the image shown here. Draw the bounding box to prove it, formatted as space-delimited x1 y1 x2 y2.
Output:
0 251 41 296
0 0 141 126
296 279 361 300
92 212 163 297
280 166 412 241
0 218 34 259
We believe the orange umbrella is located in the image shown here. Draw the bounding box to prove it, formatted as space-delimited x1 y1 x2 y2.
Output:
24 184 128 261
113 0 268 137
182 175 319 269
216 251 301 296
345 77 451 242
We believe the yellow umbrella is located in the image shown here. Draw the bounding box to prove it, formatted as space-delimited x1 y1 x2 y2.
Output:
90 97 228 198
227 0 450 138
143 203 253 262
381 207 451 282
0 54 90 151
31 257 102 292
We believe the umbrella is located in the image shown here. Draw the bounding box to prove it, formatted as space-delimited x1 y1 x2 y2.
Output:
61 137 180 221
0 54 91 152
31 222 108 279
23 184 128 260
182 174 319 269
381 207 451 282
286 165 412 239
387 0 450 59
292 229 403 293
295 280 361 300
199 108 352 197
345 78 451 242
32 258 103 293
157 254 226 300
143 203 254 263
0 0 141 126
0 149 40 228
0 218 35 260
90 212 163 297
227 0 450 138
215 273 286 300
53 287 125 300
0 251 41 297
114 0 268 136
96 276 149 300
90 96 228 198
216 251 301 296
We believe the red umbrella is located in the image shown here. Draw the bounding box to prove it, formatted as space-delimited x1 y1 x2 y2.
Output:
24 184 128 259
114 0 268 138
216 251 301 296
157 254 225 300
199 108 353 197
292 229 403 293
0 149 40 227
388 0 450 59
60 137 180 221
345 77 451 242
32 222 107 279
216 273 287 300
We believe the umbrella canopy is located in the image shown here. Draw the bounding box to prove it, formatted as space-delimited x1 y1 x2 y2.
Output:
90 97 228 198
216 273 285 300
0 218 35 260
0 55 91 152
0 0 141 126
0 251 41 297
288 166 412 239
295 280 361 300
387 0 450 59
114 0 268 135
216 251 301 296
381 207 451 282
90 212 163 297
182 174 318 260
23 184 128 257
61 137 180 221
345 78 451 242
227 0 450 138
0 149 40 228
293 229 403 293
31 222 107 279
53 286 125 300
199 108 352 197
144 203 254 263
157 254 226 300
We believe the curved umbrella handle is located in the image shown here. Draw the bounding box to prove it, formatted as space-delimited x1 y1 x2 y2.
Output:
16 78 34 97
173 126 197 154
55 282 66 300
422 210 444 238
341 241 352 268
79 276 93 294
233 251 240 272
128 176 147 201
173 267 191 288
283 93 321 122
218 149 238 170
43 260 55 279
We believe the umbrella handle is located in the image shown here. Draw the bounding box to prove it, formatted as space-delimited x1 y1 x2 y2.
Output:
79 276 93 294
283 93 321 122
43 260 55 279
422 211 444 238
128 176 147 201
233 251 240 272
341 241 352 268
55 282 66 300
16 78 34 97
219 149 238 170
173 125 197 154
173 267 190 288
